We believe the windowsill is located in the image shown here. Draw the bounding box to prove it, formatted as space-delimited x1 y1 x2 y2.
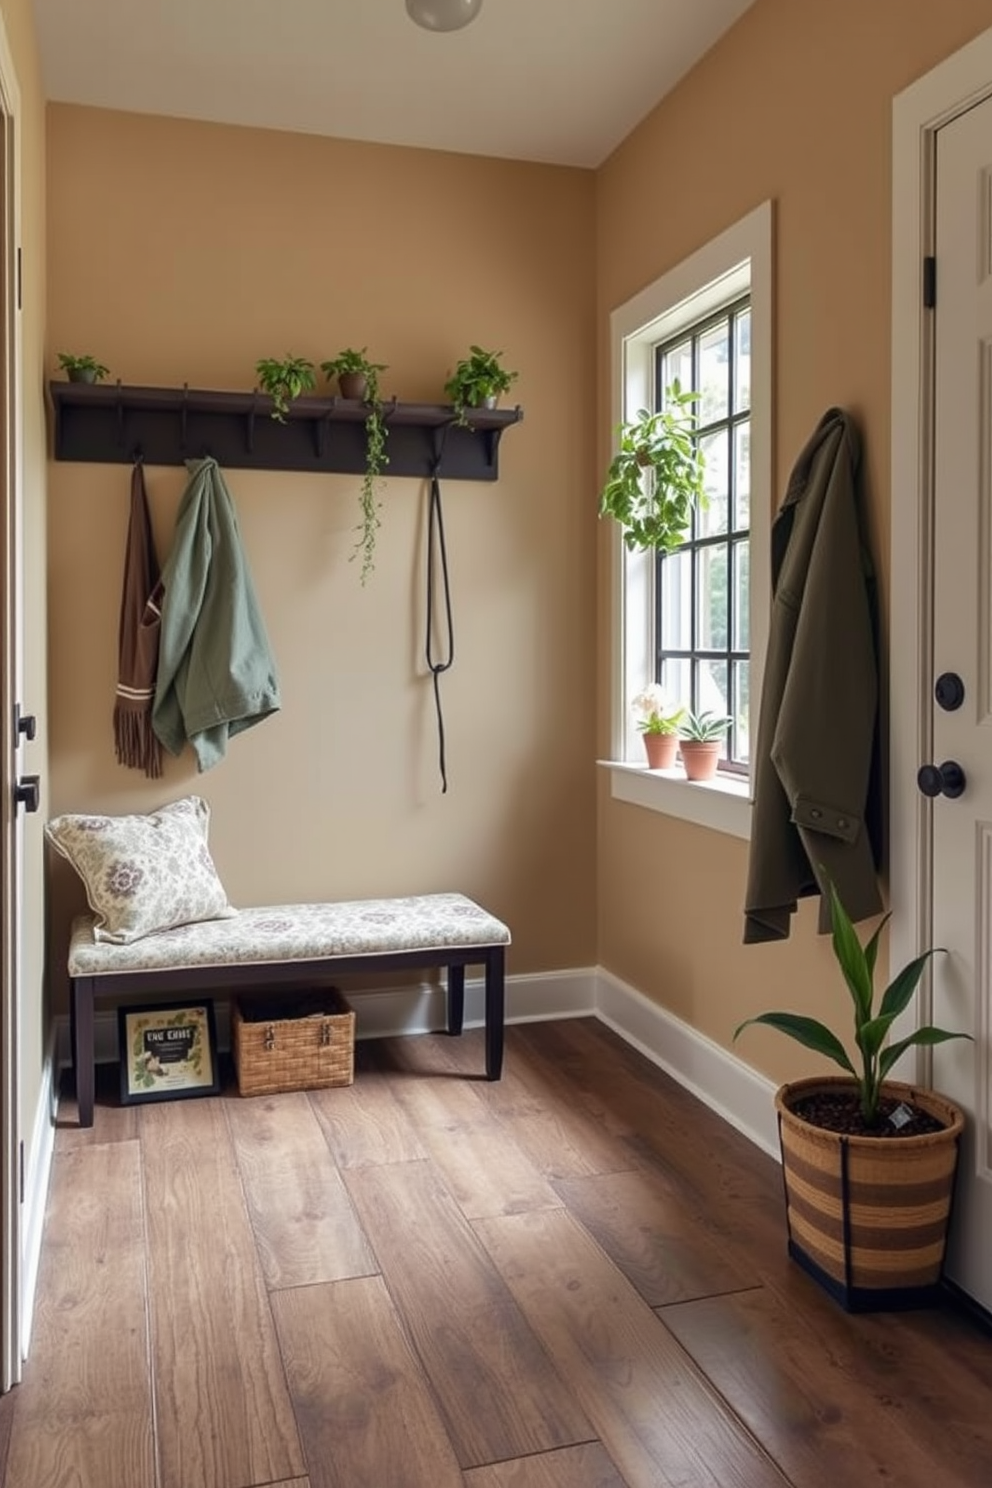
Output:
601 759 752 840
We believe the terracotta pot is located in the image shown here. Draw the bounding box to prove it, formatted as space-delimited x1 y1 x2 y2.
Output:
775 1076 964 1311
678 739 722 780
642 732 678 769
337 371 368 400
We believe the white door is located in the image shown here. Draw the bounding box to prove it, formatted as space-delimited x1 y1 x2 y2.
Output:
930 92 992 1314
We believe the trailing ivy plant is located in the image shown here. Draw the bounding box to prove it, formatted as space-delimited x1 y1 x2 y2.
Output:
320 348 389 585
599 382 706 552
255 354 317 422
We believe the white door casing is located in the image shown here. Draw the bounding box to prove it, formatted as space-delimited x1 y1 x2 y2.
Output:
892 27 992 1315
929 96 992 1310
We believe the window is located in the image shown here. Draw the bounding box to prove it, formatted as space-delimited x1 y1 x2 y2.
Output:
655 298 751 773
605 202 772 839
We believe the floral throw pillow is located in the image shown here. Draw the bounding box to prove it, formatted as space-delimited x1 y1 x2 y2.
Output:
45 796 236 944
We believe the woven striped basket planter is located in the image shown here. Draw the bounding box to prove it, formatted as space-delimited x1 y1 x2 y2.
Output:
775 1076 964 1312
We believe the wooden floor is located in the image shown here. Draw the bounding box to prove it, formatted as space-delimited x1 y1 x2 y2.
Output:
4 1016 992 1488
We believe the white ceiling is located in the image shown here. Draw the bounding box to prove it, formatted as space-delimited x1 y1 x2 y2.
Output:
31 0 755 169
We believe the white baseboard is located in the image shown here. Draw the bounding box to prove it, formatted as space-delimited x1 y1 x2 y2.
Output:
594 968 780 1158
51 964 777 1160
21 1024 58 1357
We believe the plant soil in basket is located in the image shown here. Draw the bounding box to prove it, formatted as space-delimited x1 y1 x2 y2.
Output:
791 1088 946 1138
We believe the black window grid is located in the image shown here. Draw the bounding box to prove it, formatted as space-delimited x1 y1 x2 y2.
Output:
653 297 751 774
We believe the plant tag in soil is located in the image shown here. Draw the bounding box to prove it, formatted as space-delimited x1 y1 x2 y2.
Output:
888 1102 915 1131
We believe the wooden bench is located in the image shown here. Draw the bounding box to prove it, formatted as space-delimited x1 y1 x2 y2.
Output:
67 892 510 1127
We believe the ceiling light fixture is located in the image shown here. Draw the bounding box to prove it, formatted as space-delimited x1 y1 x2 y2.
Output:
405 0 484 33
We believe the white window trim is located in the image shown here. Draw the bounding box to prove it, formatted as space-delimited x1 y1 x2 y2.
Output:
603 200 774 840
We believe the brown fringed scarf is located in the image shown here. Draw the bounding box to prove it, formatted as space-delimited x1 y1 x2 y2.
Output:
113 460 164 778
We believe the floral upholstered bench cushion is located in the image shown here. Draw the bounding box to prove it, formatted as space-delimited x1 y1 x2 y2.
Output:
68 892 512 978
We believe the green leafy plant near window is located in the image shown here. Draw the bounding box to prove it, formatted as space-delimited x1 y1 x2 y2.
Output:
255 354 317 422
57 352 110 384
320 348 389 585
443 345 518 426
734 876 970 1127
599 382 706 552
678 708 732 742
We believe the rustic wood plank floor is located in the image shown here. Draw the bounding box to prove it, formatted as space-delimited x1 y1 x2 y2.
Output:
5 1016 992 1488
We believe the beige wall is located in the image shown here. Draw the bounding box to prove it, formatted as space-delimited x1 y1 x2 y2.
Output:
1 0 48 1176
595 0 992 1087
45 107 598 1007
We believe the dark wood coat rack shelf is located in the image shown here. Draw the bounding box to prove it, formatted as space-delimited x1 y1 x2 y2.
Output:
49 381 524 482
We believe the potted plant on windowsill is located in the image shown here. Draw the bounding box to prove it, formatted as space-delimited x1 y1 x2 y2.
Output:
677 709 732 780
58 352 110 385
734 877 969 1311
444 345 518 426
320 348 389 585
631 683 684 769
599 382 706 553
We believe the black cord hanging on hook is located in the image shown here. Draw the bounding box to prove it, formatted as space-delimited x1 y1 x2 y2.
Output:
426 430 455 792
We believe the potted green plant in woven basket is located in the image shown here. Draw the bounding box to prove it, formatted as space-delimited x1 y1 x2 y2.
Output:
734 875 969 1311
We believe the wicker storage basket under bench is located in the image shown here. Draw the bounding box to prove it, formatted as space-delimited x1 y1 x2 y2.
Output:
232 988 355 1096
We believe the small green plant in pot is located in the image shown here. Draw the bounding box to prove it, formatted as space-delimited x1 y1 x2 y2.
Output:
734 875 970 1310
677 708 731 780
631 683 684 769
58 352 110 385
320 348 389 585
444 345 518 425
599 382 706 552
255 354 316 422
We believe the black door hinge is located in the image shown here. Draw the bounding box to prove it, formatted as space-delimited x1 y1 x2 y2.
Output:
923 255 936 309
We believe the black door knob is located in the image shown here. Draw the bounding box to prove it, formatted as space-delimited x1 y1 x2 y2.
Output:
935 672 965 712
917 760 966 799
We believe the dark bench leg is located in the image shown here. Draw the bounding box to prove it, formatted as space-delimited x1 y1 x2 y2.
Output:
484 946 505 1081
447 964 465 1035
72 977 96 1128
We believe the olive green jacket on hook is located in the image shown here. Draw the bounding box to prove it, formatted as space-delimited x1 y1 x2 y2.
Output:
743 408 883 943
152 457 281 772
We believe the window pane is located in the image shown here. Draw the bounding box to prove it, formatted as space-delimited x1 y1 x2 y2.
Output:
733 539 749 649
699 429 729 538
662 340 693 397
698 320 729 424
734 421 750 530
697 658 729 729
735 309 751 413
696 544 728 650
661 657 691 713
733 660 750 763
659 550 692 650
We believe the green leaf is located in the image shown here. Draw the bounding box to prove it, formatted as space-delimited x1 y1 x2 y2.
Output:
877 950 939 1021
878 1026 972 1081
733 1012 856 1076
827 879 873 1024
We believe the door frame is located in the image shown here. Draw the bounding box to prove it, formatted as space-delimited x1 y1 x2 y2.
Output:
0 12 21 1391
891 26 992 1056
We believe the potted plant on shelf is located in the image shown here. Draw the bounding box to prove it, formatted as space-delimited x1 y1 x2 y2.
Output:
631 683 684 769
444 345 518 426
255 354 316 422
320 348 389 585
599 382 706 552
677 708 732 780
57 352 110 385
734 876 969 1311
